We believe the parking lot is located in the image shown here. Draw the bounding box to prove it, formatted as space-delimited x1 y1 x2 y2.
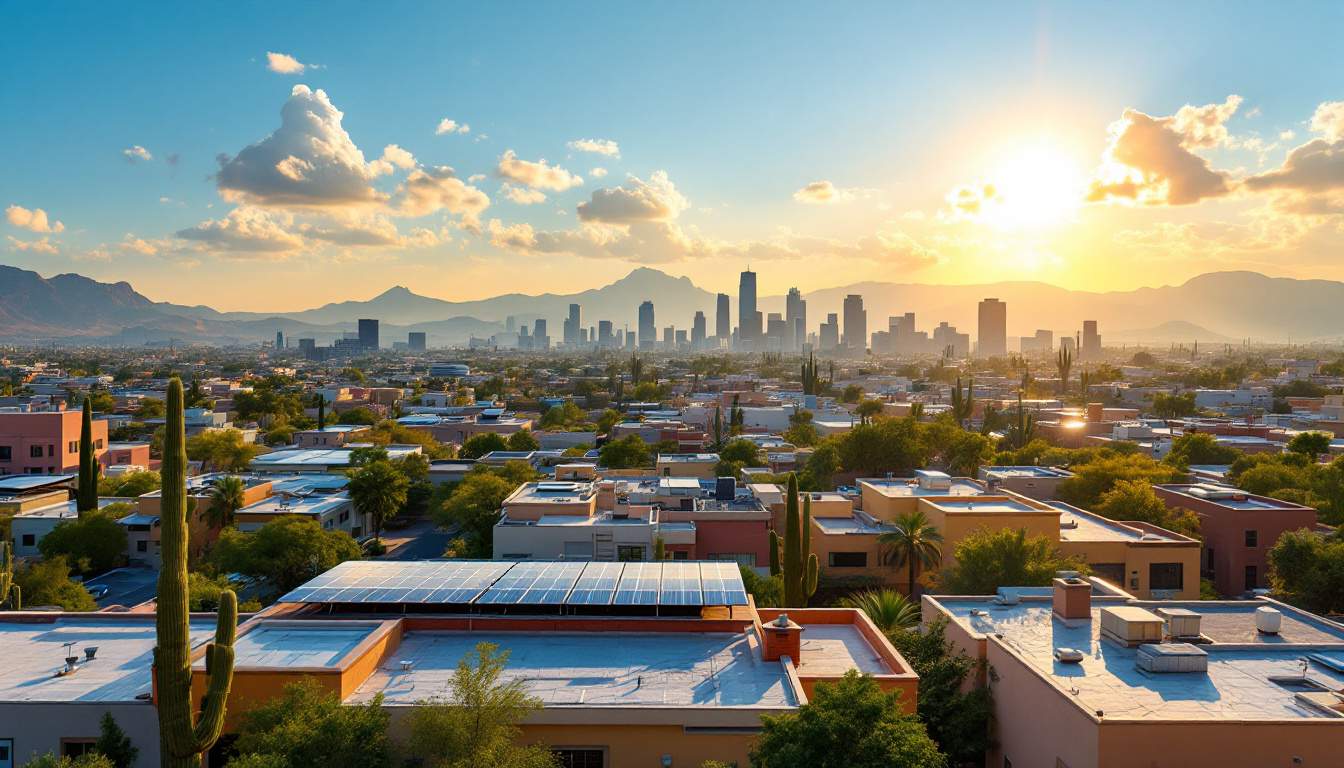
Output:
83 566 159 608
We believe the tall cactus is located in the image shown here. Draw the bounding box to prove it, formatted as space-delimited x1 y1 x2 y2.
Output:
155 378 236 768
775 474 818 607
1 541 20 610
1056 345 1073 394
801 351 822 396
950 376 974 427
1007 392 1035 450
77 397 98 515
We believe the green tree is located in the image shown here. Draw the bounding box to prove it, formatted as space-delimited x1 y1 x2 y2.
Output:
840 384 864 404
23 754 114 768
405 642 559 768
838 589 920 633
95 711 139 768
800 440 840 490
595 408 623 435
14 556 96 611
878 510 943 596
347 460 410 541
888 620 992 766
337 407 380 426
1056 346 1072 394
1164 432 1241 468
38 512 128 574
1288 431 1332 463
768 474 817 607
232 679 391 768
98 470 161 497
938 527 1087 595
136 397 166 420
1055 452 1184 508
506 429 540 451
460 432 508 459
783 408 818 447
77 397 100 515
186 428 264 472
740 563 783 608
213 517 362 594
206 475 247 529
1 541 20 609
1268 528 1344 614
1094 479 1201 538
835 417 929 476
949 377 973 428
539 401 585 430
434 469 517 556
854 399 885 426
598 434 652 469
1151 391 1197 419
749 670 944 768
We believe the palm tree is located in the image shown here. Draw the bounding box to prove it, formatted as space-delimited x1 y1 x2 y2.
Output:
878 510 943 597
206 475 246 529
839 589 921 633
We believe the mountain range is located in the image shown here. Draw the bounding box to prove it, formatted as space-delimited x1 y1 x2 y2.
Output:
0 264 1340 347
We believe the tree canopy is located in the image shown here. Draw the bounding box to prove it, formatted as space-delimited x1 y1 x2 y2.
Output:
937 528 1087 595
38 511 128 574
1268 528 1344 614
598 434 652 469
213 517 362 594
232 679 391 768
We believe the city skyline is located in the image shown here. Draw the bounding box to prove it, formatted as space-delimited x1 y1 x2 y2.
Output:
4 3 1344 310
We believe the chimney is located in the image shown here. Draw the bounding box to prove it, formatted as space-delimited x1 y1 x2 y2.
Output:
1053 572 1091 621
1086 402 1104 422
761 613 804 666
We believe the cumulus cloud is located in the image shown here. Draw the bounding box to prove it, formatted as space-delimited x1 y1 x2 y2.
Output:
393 166 491 221
1243 100 1344 216
266 52 309 75
792 180 875 204
216 85 388 208
1310 101 1344 142
567 138 620 157
6 235 59 254
496 150 583 191
1086 96 1241 206
123 145 153 163
6 204 64 233
501 184 547 205
590 167 608 179
367 144 417 177
945 183 1001 216
435 118 470 135
175 207 305 254
577 171 686 223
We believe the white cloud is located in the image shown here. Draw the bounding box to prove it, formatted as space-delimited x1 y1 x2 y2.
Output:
393 166 491 221
501 184 547 205
496 150 583 191
567 138 620 157
577 171 686 223
175 206 305 254
123 145 153 163
6 235 59 254
216 85 387 208
590 167 608 179
266 52 309 75
1311 101 1344 143
6 204 64 233
367 144 417 177
467 174 486 183
792 180 874 204
435 118 470 136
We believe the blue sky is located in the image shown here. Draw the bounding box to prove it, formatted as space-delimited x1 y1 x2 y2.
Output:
3 2 1343 309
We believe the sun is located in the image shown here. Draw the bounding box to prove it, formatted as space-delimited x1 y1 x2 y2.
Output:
978 141 1087 231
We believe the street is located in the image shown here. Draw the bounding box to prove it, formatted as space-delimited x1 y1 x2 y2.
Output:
380 518 456 560
84 566 159 609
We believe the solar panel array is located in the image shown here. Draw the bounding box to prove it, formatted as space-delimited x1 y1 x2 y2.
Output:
278 559 749 608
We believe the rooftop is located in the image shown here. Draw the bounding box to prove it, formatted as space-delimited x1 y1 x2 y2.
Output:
926 498 1039 513
859 477 986 498
237 492 351 519
1156 483 1316 511
0 473 75 494
981 466 1074 479
1051 502 1191 544
348 630 798 709
934 597 1344 721
14 497 124 520
209 620 381 669
657 453 720 463
248 445 422 469
506 481 596 505
0 617 215 702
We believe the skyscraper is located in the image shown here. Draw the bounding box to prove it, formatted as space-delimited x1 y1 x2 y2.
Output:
358 318 379 350
738 270 758 347
1081 320 1101 361
532 318 549 350
408 331 427 351
598 319 614 348
715 293 730 341
820 313 840 351
977 298 1007 358
275 330 284 350
563 303 581 345
785 287 806 352
842 294 867 352
638 300 656 349
692 311 706 347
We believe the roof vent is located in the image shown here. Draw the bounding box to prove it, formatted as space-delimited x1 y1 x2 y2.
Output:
1136 642 1208 674
399 660 415 671
1054 647 1084 663
83 646 99 661
1060 518 1078 529
1256 606 1283 635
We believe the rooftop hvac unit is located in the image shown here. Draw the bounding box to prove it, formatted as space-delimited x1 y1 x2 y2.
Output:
1054 647 1085 664
1060 518 1079 530
1100 606 1164 646
1136 642 1208 674
1156 607 1203 639
1256 606 1283 634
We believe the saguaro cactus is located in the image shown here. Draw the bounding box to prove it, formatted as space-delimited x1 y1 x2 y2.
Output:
77 397 98 515
1 541 20 610
770 473 818 607
155 378 236 768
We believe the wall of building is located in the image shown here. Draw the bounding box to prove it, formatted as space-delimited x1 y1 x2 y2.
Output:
1058 538 1201 600
986 638 1101 768
1096 720 1344 767
0 702 161 767
0 411 107 475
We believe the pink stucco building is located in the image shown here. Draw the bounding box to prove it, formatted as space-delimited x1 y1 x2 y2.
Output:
0 411 108 476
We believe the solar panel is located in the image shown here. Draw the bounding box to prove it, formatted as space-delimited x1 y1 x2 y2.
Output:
699 561 749 606
567 562 625 605
277 561 513 605
658 561 704 606
477 561 584 605
614 562 662 606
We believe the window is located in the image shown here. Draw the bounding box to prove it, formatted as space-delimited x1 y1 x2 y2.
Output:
96 439 104 449
671 550 689 560
1245 565 1258 591
616 545 645 562
61 740 96 758
1090 563 1125 585
137 540 148 553
29 446 43 458
711 553 757 567
829 551 868 568
1149 562 1184 591
47 444 54 457
1 737 12 768
69 440 79 454
21 535 35 548
553 749 605 768
0 446 10 462
1244 530 1258 547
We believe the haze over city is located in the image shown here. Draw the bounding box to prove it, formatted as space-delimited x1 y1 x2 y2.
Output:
7 5 1344 768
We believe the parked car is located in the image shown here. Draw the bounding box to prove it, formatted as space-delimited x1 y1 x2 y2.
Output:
85 583 111 600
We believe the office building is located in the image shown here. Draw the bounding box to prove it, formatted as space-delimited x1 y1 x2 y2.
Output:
932 321 970 359
842 294 866 352
298 338 316 358
275 330 283 350
977 298 1006 358
1021 329 1053 354
638 300 656 350
738 270 759 347
663 326 675 349
819 313 840 351
1082 319 1102 361
564 303 581 345
715 292 730 341
692 311 706 347
357 318 379 350
785 287 806 352
531 319 549 350
598 319 614 348
405 331 426 351
0 411 109 476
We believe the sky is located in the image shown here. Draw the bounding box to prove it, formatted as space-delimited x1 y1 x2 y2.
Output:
3 1 1344 311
